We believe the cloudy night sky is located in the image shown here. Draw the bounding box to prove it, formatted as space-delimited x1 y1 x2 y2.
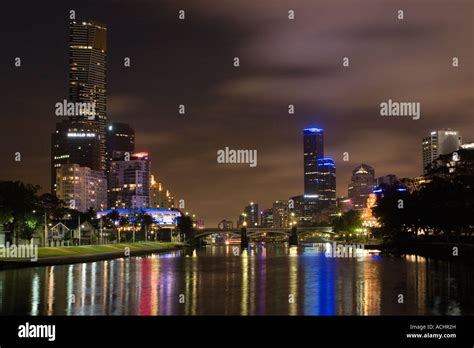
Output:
1 0 473 225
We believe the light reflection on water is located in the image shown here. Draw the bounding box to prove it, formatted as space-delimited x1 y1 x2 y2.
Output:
0 244 471 315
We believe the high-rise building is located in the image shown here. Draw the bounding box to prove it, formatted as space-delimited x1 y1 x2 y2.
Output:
315 158 336 209
303 127 324 196
348 164 375 210
244 202 259 227
376 174 398 187
55 164 107 212
272 200 289 228
51 19 107 194
150 175 175 209
260 209 273 228
108 152 151 209
106 123 135 163
51 120 102 193
422 129 462 174
69 19 107 169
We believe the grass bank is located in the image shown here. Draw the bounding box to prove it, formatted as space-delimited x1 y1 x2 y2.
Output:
0 242 183 269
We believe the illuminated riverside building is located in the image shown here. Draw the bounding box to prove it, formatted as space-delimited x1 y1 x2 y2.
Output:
55 163 107 212
348 164 375 210
108 152 151 209
422 129 461 174
97 208 181 227
51 120 102 193
150 175 175 209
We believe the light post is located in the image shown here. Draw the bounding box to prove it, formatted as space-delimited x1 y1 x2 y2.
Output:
44 209 48 247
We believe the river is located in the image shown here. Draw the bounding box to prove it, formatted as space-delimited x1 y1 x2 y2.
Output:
0 244 472 315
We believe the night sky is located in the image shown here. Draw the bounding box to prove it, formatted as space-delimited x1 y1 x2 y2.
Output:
1 0 473 226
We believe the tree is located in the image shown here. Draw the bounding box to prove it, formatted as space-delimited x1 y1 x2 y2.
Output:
0 181 41 244
332 210 362 242
140 214 154 241
177 215 195 240
106 210 121 243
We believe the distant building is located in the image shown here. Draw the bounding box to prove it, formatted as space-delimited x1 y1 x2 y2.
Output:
348 164 375 210
376 174 398 187
422 129 462 174
218 220 234 230
315 158 336 209
150 175 175 209
289 195 310 226
106 122 135 165
260 208 274 228
55 163 107 212
272 200 289 228
434 146 474 174
303 127 324 196
244 202 259 227
108 152 151 209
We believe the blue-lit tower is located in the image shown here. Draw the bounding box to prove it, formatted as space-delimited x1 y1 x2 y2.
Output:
303 127 324 196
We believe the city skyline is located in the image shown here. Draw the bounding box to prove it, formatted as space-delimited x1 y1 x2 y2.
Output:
1 0 473 226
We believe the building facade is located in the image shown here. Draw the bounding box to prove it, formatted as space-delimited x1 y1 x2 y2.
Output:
108 152 151 209
422 129 461 174
55 163 107 212
348 164 375 210
260 208 274 228
315 158 336 209
272 200 289 228
150 175 175 209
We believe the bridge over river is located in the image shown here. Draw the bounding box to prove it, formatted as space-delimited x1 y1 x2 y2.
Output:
194 226 334 247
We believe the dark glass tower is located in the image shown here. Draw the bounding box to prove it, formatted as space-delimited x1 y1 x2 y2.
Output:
51 19 107 193
69 19 107 169
315 158 336 209
303 127 324 196
106 123 135 163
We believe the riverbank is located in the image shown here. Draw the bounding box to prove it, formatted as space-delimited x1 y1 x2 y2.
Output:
0 242 183 269
391 241 474 263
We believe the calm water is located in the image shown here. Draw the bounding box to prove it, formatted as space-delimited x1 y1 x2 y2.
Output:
0 244 472 315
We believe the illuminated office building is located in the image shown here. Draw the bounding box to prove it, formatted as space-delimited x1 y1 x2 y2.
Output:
55 163 107 212
108 152 151 209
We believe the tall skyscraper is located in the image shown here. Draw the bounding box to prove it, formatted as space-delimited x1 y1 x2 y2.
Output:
108 152 151 209
348 164 375 210
422 129 462 174
303 127 324 196
51 19 107 194
315 158 336 209
69 20 107 169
